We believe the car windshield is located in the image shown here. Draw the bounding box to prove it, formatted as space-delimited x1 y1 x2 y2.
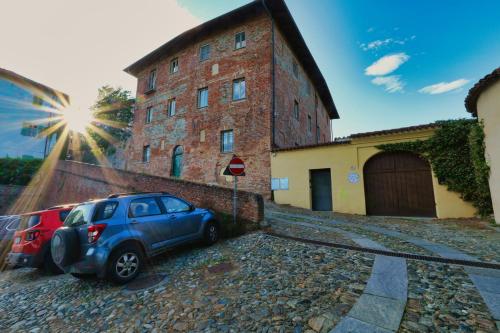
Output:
64 204 94 227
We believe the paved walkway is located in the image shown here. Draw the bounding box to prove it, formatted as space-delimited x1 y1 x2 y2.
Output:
267 210 500 330
271 217 408 332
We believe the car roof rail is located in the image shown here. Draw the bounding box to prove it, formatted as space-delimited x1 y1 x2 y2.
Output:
47 203 77 210
107 191 170 199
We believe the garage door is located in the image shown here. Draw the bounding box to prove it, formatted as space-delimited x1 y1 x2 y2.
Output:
364 152 436 217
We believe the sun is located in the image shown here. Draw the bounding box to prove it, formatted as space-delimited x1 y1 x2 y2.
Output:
63 107 94 134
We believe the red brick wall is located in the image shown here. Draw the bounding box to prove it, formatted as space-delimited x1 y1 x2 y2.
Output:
273 27 331 148
125 14 273 196
41 161 263 224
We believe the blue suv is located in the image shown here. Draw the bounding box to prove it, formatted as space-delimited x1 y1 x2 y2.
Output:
51 192 219 284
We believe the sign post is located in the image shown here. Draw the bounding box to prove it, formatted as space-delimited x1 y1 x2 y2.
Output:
227 156 245 224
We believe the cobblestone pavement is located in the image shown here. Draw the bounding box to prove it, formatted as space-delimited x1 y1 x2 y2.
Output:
266 202 500 263
266 203 500 332
1 203 499 332
0 233 373 332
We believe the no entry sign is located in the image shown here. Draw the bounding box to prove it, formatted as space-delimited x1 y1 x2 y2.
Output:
229 156 245 176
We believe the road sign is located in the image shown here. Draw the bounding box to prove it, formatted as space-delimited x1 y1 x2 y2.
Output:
228 156 245 176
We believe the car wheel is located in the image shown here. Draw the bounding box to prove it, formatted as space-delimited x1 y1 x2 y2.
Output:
204 222 219 245
106 244 143 284
51 227 80 268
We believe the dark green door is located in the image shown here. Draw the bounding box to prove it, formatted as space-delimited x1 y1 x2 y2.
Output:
310 169 333 211
172 146 183 177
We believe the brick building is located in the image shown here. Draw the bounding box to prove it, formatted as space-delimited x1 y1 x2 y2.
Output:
124 0 338 196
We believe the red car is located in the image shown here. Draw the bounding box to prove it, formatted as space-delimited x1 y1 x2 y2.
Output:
7 204 75 273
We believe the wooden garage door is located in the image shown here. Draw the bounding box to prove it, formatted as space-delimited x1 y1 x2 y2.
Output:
364 152 436 217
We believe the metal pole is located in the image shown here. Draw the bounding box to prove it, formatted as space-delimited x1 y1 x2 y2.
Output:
233 176 237 224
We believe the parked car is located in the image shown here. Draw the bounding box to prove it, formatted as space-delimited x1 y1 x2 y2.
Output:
6 205 75 273
0 215 20 255
51 192 219 284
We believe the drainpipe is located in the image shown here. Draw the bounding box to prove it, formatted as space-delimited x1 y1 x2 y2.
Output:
262 0 276 148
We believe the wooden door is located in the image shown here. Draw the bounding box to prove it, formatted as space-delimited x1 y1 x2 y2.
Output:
310 169 333 211
364 152 436 217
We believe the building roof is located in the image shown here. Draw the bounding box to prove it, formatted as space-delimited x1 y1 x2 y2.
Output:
124 0 338 119
349 123 440 139
272 122 439 152
0 67 69 105
465 67 500 117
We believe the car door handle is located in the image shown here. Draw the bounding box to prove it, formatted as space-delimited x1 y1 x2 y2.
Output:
168 215 177 220
130 220 139 224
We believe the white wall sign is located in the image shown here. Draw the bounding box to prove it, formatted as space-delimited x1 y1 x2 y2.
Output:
272 178 289 190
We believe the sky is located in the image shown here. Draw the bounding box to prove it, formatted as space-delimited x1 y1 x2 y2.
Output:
1 0 499 137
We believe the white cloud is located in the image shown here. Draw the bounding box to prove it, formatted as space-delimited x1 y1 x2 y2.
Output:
360 36 415 51
0 0 202 110
365 53 410 76
418 79 470 94
371 75 405 93
360 38 392 51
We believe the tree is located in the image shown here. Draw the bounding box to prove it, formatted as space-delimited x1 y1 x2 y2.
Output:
78 86 134 163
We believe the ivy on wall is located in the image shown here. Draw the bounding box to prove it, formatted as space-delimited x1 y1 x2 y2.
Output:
377 119 492 217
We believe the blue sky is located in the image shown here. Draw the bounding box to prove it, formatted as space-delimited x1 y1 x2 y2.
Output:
179 0 500 137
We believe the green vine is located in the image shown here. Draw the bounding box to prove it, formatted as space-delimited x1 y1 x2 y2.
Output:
377 119 492 217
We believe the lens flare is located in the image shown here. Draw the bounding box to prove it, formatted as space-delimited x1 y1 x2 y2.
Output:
62 107 94 134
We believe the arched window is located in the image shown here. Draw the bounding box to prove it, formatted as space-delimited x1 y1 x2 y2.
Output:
171 146 183 177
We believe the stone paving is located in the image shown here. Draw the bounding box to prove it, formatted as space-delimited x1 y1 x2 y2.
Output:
0 232 373 332
0 204 499 332
266 204 500 331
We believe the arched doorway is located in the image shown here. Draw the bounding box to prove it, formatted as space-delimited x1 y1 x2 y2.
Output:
171 146 183 177
363 152 436 217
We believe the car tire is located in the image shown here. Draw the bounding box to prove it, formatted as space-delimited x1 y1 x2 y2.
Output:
51 227 80 268
203 221 219 245
106 244 144 284
42 251 63 275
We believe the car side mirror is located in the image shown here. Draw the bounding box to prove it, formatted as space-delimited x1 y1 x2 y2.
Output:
189 204 195 212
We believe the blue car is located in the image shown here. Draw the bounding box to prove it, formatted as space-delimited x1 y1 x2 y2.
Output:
51 192 219 283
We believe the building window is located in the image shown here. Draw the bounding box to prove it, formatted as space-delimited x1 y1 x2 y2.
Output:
147 69 156 91
143 145 151 163
307 115 312 133
232 78 246 100
33 95 44 106
200 44 210 61
198 87 208 108
221 130 234 153
235 31 246 49
293 100 299 120
292 61 298 78
168 98 176 117
146 107 153 123
171 145 183 177
170 58 179 73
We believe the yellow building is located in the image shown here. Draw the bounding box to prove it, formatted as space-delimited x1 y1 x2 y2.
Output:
465 67 500 224
271 124 476 219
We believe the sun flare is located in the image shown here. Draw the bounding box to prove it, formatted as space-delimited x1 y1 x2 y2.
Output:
62 107 94 134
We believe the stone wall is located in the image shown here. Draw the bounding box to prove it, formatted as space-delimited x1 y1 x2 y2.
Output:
0 184 26 215
41 161 263 224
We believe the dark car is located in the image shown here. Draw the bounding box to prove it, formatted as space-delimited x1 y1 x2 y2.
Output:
51 192 219 284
